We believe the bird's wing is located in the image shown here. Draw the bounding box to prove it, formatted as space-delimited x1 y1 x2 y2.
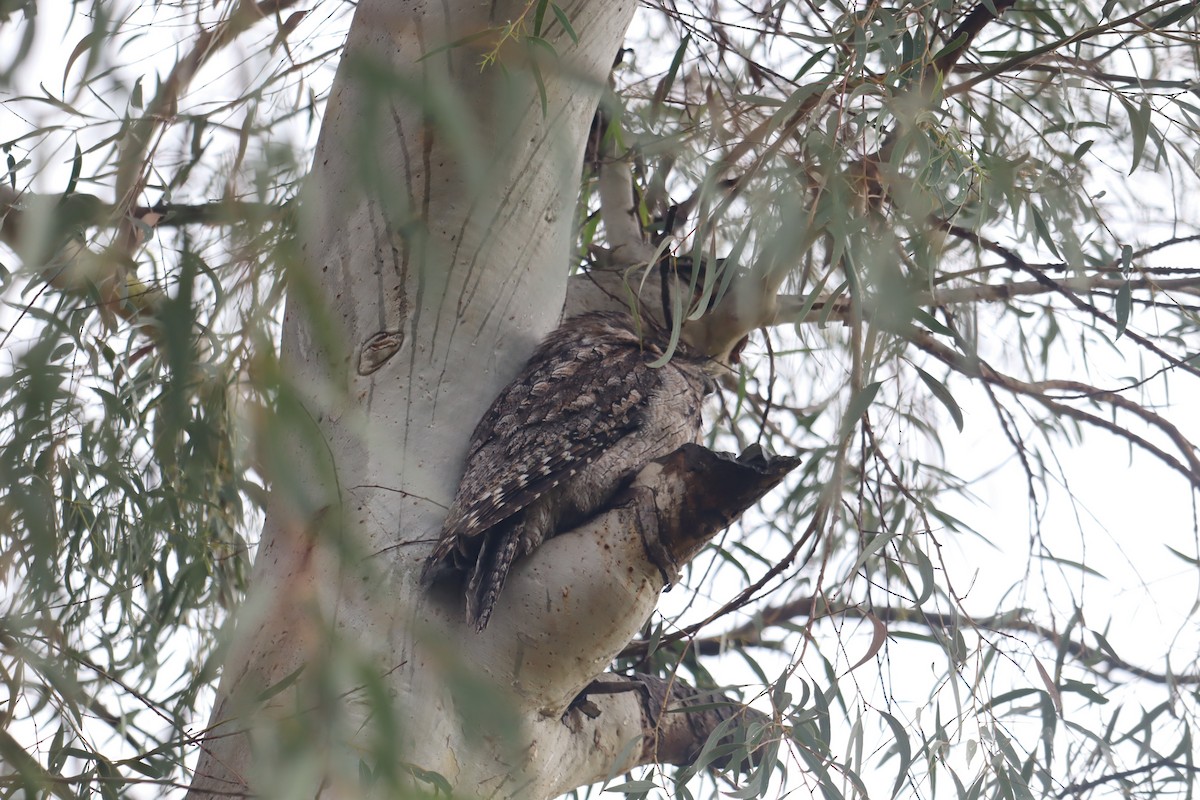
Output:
435 340 655 547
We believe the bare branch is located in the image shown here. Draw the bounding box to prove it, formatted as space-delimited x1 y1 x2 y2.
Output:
625 596 1200 686
907 328 1200 490
0 188 283 249
948 0 1185 96
940 223 1200 380
772 273 1200 327
1057 758 1200 798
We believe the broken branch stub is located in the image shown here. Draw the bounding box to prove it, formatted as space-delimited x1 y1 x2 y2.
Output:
479 444 799 714
629 443 802 585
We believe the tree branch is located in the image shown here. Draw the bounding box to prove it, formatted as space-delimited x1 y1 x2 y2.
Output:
938 223 1200 380
1057 757 1200 797
574 672 768 772
590 104 654 265
113 0 303 222
771 272 1200 327
0 188 284 254
948 0 1183 96
907 327 1200 490
932 0 1018 76
623 595 1200 686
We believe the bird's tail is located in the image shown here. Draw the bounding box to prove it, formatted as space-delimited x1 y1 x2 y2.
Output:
465 525 520 631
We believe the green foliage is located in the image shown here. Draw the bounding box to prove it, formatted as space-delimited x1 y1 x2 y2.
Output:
0 0 328 793
584 0 1200 798
2 0 1200 798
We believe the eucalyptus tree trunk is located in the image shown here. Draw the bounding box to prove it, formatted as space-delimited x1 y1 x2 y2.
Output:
186 1 669 796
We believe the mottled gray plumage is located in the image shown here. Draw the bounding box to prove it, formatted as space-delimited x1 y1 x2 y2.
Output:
423 310 714 631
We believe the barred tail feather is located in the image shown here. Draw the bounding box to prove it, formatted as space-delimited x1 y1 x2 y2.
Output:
466 526 521 631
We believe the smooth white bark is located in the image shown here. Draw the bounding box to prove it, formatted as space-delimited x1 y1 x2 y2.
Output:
189 1 642 796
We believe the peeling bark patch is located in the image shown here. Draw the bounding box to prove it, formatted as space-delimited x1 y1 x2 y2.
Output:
358 329 406 374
